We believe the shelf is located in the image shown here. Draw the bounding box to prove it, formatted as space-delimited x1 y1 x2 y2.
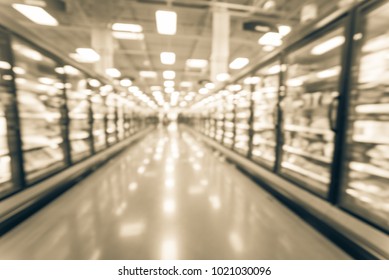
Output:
349 161 389 180
252 138 276 147
282 162 330 184
19 112 62 120
69 113 89 119
284 124 334 137
0 149 9 157
251 150 275 162
283 145 332 164
355 103 389 114
253 123 274 131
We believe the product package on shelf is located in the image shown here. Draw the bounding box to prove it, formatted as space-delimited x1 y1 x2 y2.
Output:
280 27 344 196
91 93 107 151
340 1 389 232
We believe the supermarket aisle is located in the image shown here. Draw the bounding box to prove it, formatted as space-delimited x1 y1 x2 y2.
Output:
0 124 350 259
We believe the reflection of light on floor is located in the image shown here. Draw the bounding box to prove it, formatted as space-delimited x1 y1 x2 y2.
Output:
189 157 195 163
143 158 150 165
156 147 164 154
119 221 145 237
165 165 174 173
161 238 178 260
208 195 221 210
165 178 175 189
145 148 153 154
115 202 127 216
229 232 244 253
193 163 201 171
188 186 204 195
163 199 176 214
128 182 138 191
167 122 178 132
90 249 102 260
196 151 204 158
200 179 208 186
153 155 162 161
137 166 146 174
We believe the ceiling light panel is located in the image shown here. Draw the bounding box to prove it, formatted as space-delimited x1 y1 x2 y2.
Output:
156 10 177 35
311 36 345 55
12 4 58 26
186 59 208 68
164 80 175 87
258 32 282 46
112 32 144 40
139 71 157 78
160 52 176 65
229 58 249 70
105 68 121 78
163 70 175 80
112 23 143 33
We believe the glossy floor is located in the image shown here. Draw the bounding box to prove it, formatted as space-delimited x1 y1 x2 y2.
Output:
0 124 350 259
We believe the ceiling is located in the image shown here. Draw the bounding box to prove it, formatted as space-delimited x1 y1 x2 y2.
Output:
0 0 344 109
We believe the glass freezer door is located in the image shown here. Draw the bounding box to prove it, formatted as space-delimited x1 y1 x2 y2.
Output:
340 1 389 232
280 26 345 197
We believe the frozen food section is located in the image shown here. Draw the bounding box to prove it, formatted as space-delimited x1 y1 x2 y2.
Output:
280 27 344 197
340 1 389 232
233 83 251 156
12 38 66 183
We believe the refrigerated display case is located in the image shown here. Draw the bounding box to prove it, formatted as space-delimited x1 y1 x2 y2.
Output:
12 38 66 182
233 83 251 156
280 26 345 197
106 93 117 145
223 90 235 149
251 61 280 169
340 1 389 232
0 34 13 193
66 74 92 162
123 99 133 137
91 91 106 152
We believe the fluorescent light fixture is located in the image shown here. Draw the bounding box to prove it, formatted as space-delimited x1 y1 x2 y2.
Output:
164 80 175 87
139 71 157 78
112 23 142 33
179 101 187 107
186 59 208 68
199 88 208 95
311 36 345 55
165 87 174 93
160 52 176 65
263 45 275 52
267 64 281 75
64 65 80 75
316 66 341 79
286 78 304 87
278 25 291 37
205 82 215 89
88 79 101 87
14 44 43 61
112 32 144 40
156 10 177 35
0 61 11 70
163 70 175 79
12 4 58 26
151 86 162 91
180 81 192 87
258 32 282 46
229 57 249 70
13 66 26 75
216 73 230 82
244 76 260 85
120 78 132 87
105 68 121 78
55 67 65 74
71 48 100 63
100 84 113 92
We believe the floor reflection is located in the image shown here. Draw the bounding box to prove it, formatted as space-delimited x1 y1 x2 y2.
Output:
0 124 350 259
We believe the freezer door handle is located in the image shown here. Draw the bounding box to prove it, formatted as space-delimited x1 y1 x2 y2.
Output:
328 97 339 132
